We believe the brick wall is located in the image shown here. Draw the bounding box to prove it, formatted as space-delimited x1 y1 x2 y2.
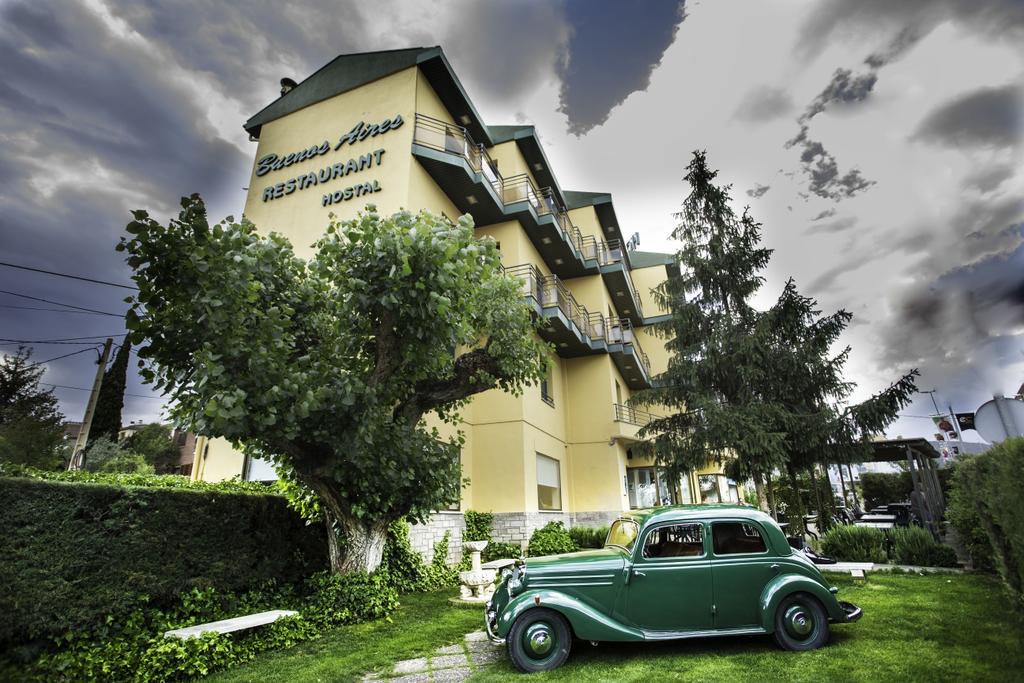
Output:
408 509 623 564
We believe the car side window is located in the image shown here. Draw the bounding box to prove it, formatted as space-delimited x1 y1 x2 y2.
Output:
642 523 704 559
712 521 768 555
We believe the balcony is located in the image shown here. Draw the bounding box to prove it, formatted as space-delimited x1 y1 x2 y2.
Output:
612 403 658 442
412 115 644 295
505 263 652 389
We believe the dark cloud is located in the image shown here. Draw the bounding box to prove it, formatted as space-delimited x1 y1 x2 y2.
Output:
0 1 250 421
733 85 794 123
811 208 837 221
963 163 1016 193
912 83 1023 149
557 0 686 135
806 216 858 235
805 68 878 120
879 239 1024 378
786 131 875 200
807 257 864 294
746 183 770 198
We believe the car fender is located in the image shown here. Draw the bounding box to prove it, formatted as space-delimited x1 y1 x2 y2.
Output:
759 573 845 631
496 589 644 642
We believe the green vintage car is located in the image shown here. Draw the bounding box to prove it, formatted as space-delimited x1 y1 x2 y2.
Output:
485 505 861 672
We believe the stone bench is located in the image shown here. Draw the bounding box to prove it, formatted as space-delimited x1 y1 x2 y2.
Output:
481 558 517 572
164 609 298 640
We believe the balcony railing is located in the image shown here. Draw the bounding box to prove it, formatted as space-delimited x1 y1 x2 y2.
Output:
504 263 651 377
414 114 632 273
613 403 658 427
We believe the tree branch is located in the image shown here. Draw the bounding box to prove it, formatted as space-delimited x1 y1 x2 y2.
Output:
394 347 502 425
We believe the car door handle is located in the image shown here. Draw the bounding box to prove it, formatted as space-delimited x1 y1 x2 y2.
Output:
633 570 647 578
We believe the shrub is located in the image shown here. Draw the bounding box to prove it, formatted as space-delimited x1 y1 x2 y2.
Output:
28 572 396 682
484 542 522 562
947 438 1024 608
946 464 995 571
303 570 399 628
463 510 494 542
820 525 888 563
379 521 457 593
1 463 275 494
0 475 326 647
568 525 608 549
891 526 959 567
98 451 155 474
860 471 912 509
527 521 577 557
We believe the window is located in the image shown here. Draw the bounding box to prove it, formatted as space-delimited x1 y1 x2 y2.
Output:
627 467 676 509
606 519 639 550
699 474 721 503
537 454 561 510
643 523 704 559
712 522 767 555
679 475 693 504
540 363 554 407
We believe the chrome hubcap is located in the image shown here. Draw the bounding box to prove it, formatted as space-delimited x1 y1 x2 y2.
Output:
784 605 814 638
524 622 554 658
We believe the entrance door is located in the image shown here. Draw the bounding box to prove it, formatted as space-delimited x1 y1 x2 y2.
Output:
624 522 713 632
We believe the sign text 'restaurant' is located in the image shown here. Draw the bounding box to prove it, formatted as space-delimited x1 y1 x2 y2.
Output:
261 149 384 202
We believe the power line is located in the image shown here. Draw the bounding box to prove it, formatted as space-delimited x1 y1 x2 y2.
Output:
0 261 137 290
0 334 127 343
0 304 113 315
34 346 103 364
0 289 125 317
42 382 166 400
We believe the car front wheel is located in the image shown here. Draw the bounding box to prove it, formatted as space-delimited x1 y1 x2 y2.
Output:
773 593 829 651
507 607 572 672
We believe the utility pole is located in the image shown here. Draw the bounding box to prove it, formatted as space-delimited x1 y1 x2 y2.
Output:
67 338 113 470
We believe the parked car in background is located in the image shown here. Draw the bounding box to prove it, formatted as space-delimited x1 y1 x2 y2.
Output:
486 505 861 672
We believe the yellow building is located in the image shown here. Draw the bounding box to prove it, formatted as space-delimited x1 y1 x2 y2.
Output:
191 47 742 550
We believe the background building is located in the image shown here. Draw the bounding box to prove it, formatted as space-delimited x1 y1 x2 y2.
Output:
191 47 741 553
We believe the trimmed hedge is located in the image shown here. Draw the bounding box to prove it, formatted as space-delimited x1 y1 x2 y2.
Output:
0 476 326 646
569 525 608 549
820 525 888 563
948 438 1024 608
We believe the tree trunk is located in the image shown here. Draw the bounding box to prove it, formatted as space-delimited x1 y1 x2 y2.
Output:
314 480 390 573
837 463 848 507
809 465 826 532
753 472 768 512
766 471 778 518
847 463 860 508
336 515 389 574
787 465 806 536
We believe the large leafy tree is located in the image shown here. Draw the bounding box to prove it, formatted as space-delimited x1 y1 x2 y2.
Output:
87 340 130 447
0 348 68 469
118 195 546 573
122 422 179 472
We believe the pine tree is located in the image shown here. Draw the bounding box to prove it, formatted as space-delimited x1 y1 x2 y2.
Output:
637 151 918 524
88 341 130 447
636 151 783 507
0 348 67 469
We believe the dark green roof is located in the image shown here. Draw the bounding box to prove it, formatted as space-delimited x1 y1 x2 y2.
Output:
629 250 680 278
564 190 612 209
244 46 491 144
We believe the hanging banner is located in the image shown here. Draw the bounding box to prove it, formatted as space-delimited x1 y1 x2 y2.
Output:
955 412 976 432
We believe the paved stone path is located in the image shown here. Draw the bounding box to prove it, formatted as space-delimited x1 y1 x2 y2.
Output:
361 630 505 682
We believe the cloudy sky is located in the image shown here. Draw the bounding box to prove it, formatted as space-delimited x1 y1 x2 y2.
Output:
1 0 1021 442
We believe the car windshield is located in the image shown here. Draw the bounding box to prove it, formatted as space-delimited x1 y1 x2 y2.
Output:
605 519 639 551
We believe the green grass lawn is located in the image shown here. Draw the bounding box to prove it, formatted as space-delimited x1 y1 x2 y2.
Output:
205 591 480 683
476 573 1024 683
208 573 1023 682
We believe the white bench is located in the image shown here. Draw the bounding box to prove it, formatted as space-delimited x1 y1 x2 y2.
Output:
164 609 298 640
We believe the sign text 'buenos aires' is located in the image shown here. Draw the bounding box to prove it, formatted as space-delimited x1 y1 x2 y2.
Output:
254 115 404 177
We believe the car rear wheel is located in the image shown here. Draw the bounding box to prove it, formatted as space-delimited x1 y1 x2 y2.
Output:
773 593 829 651
507 607 572 672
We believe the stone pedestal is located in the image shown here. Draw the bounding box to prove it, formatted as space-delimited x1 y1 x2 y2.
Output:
453 540 497 605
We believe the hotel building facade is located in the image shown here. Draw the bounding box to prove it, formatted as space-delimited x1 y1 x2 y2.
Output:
191 47 742 555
